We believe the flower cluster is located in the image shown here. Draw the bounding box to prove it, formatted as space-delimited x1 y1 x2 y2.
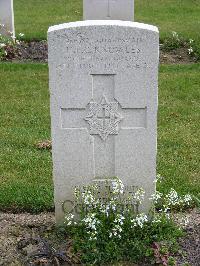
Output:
82 213 100 240
150 191 163 204
188 38 194 55
0 25 24 60
111 178 124 194
172 31 179 41
131 213 148 228
109 214 125 238
133 188 145 204
150 188 193 213
81 190 96 206
64 178 194 265
64 213 76 226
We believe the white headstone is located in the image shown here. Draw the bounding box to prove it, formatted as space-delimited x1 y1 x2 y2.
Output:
48 21 159 223
83 0 134 21
0 0 15 37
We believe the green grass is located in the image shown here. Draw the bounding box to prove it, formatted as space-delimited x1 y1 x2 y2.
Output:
0 63 199 212
0 63 53 212
14 0 82 40
157 64 200 196
14 0 200 41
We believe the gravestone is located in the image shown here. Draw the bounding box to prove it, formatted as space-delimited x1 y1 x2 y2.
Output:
0 0 15 37
83 0 134 21
48 20 159 223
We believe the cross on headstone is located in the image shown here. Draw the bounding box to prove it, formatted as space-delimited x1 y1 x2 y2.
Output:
61 74 147 177
0 0 15 37
99 97 110 128
83 0 134 21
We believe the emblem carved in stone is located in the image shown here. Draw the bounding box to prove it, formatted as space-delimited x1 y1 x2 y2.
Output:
84 95 123 141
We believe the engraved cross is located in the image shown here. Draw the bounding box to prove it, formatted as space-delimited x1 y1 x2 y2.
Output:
60 74 147 178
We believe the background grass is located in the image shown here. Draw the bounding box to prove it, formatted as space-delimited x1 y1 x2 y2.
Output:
0 63 199 212
0 63 53 212
14 0 200 41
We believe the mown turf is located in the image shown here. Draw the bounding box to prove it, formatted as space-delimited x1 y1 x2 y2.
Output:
0 63 53 212
0 63 199 212
14 0 200 41
157 64 200 197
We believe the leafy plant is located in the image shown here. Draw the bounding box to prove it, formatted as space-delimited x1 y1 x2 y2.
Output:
0 24 24 61
161 31 200 61
187 38 200 61
161 31 186 51
63 178 192 265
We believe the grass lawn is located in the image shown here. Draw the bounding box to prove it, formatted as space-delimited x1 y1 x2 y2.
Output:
0 63 199 212
14 0 200 41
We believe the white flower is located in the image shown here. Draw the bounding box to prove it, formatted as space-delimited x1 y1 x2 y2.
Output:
150 191 163 203
111 178 124 194
82 190 98 206
154 174 163 183
133 188 145 204
163 206 171 213
89 231 97 241
172 31 179 39
152 214 161 224
183 194 192 205
109 214 125 239
189 39 194 44
166 188 179 206
64 213 75 226
188 48 193 55
131 213 148 228
136 213 148 228
18 33 24 37
82 213 100 231
114 214 125 225
130 218 137 228
0 43 6 48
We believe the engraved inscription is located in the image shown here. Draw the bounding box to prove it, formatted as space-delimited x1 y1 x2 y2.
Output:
85 95 123 141
55 31 149 71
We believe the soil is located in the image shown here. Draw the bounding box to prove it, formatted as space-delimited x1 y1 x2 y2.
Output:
0 209 199 266
160 47 195 65
2 41 197 65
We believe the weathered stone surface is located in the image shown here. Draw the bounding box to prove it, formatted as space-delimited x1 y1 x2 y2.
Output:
48 21 159 223
0 0 15 37
83 0 134 21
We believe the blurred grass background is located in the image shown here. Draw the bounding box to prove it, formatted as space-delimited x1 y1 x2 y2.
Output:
14 0 200 41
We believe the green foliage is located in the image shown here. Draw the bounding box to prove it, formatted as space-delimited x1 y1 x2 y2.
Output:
64 180 185 265
188 39 200 61
0 34 15 60
0 30 25 61
161 31 200 61
161 31 186 51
